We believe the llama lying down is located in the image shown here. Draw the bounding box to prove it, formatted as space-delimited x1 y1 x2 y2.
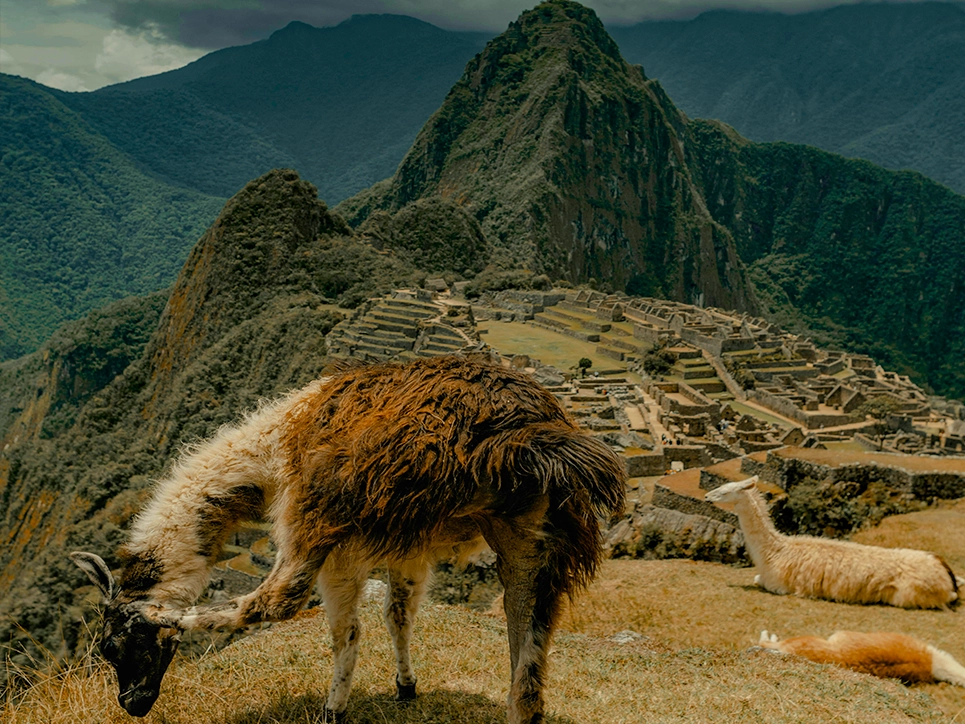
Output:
704 477 959 608
758 630 965 686
71 356 626 723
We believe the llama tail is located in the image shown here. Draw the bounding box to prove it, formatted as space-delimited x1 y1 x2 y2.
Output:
477 423 627 593
929 646 965 687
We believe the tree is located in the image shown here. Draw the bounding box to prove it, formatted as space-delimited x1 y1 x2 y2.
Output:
642 345 674 378
854 397 903 450
577 357 593 378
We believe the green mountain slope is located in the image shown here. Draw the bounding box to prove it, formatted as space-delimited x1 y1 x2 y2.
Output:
57 15 488 202
338 1 757 313
0 75 225 360
690 120 965 399
0 169 417 676
610 2 965 194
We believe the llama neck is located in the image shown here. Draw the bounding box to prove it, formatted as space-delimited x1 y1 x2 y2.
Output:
122 400 291 607
733 488 784 567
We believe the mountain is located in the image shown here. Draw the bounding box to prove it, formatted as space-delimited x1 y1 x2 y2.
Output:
0 75 225 360
55 15 489 202
337 0 965 400
0 15 486 363
337 1 758 312
0 169 421 676
6 4 965 367
609 2 965 194
690 120 965 399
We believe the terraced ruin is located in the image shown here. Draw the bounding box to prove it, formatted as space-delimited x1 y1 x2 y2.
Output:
210 284 965 593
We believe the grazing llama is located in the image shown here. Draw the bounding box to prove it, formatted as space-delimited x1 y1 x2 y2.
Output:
704 477 959 608
71 356 626 723
758 630 965 686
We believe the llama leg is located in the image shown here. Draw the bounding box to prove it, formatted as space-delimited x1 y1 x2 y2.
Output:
151 551 325 631
485 513 562 724
318 554 367 721
384 560 429 701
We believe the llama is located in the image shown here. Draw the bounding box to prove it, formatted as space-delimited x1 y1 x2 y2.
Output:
758 630 965 686
70 355 626 723
704 477 959 609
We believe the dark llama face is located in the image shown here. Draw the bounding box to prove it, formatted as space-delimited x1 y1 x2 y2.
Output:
69 551 181 717
101 602 181 717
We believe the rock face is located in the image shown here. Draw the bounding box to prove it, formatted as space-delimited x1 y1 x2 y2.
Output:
338 0 758 313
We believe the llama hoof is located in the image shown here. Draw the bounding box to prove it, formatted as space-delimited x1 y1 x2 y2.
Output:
395 677 417 701
323 706 346 723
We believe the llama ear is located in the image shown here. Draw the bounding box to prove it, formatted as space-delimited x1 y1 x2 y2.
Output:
740 476 759 489
70 552 115 601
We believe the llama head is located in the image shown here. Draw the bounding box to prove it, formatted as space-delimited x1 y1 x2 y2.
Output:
70 552 181 717
704 476 758 503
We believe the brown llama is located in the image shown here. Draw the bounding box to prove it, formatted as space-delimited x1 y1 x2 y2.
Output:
71 355 626 723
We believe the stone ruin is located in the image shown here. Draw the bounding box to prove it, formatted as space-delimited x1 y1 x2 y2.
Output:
207 284 964 594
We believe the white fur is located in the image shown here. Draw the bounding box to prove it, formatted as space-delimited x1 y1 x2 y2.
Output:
706 477 958 609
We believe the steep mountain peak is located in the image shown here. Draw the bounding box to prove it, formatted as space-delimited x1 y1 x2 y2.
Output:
339 0 755 311
144 169 349 400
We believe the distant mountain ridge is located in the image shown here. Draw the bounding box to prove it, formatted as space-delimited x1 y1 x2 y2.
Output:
610 2 965 193
56 14 489 202
0 75 224 360
4 3 965 366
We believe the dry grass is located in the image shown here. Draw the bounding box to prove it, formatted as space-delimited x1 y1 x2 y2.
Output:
476 320 637 378
5 502 962 723
559 497 965 721
3 596 950 724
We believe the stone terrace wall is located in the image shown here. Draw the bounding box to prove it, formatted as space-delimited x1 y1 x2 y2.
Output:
755 451 965 500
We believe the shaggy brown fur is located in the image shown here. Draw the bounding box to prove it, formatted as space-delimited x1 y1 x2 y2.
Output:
72 355 626 724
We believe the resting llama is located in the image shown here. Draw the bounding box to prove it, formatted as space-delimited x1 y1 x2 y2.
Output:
758 630 965 686
704 477 959 608
71 356 626 723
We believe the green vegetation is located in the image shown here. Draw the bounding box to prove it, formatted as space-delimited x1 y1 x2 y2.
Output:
337 0 756 314
0 75 225 361
0 171 353 683
772 478 927 538
690 119 965 400
611 2 965 194
853 398 905 449
641 345 675 378
359 197 489 277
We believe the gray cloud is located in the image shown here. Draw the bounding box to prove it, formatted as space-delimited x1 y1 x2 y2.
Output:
89 0 934 49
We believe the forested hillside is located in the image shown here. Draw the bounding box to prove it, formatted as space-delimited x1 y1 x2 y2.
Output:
5 4 965 372
690 120 965 399
57 15 488 202
610 2 965 194
0 75 224 360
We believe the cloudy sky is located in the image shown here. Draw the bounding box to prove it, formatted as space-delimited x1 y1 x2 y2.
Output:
0 0 928 92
